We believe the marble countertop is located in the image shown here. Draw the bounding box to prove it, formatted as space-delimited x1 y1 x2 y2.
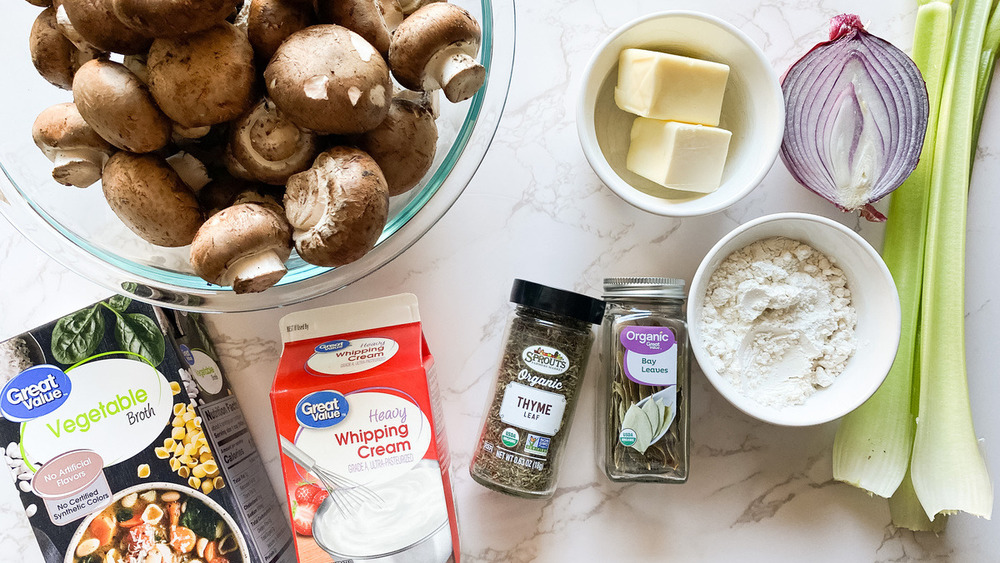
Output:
2 0 999 561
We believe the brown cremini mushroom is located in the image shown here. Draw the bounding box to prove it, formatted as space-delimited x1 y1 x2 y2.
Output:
147 23 256 128
190 200 293 293
59 0 152 55
111 0 239 37
72 59 172 153
101 152 204 247
247 0 315 63
225 98 319 185
284 146 389 267
31 102 115 188
358 94 437 196
29 7 103 89
264 25 391 134
318 0 401 57
26 0 54 7
389 2 485 103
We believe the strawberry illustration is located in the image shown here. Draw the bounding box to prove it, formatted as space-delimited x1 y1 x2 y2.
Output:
291 501 316 536
294 483 323 506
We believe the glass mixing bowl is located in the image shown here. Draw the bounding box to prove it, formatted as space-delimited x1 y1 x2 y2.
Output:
0 0 514 312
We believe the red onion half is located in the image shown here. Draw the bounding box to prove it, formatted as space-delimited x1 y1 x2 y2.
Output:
780 14 929 222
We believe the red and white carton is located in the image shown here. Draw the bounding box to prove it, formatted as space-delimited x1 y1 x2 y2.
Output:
270 294 460 563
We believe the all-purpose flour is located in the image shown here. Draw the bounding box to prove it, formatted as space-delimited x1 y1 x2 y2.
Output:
701 236 857 408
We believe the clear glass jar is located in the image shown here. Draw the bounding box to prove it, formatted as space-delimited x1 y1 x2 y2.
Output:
599 277 690 483
470 279 605 499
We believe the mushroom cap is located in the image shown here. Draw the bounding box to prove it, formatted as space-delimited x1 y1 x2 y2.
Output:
31 102 113 159
284 146 389 267
29 7 102 90
111 0 239 37
388 2 481 91
264 25 391 134
26 0 54 7
147 23 256 128
32 102 115 187
60 0 152 54
72 59 172 153
189 201 292 291
226 98 319 185
358 95 437 196
318 0 392 57
102 152 204 247
247 0 314 63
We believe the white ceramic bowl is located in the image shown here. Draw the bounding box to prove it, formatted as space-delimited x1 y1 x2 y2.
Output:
687 213 901 426
576 11 784 217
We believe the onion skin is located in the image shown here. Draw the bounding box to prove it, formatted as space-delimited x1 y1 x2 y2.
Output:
780 15 929 222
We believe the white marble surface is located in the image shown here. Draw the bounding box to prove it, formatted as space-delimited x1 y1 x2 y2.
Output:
2 0 1000 561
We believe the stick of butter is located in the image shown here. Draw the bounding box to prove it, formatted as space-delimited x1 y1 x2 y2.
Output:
614 48 730 126
626 118 732 193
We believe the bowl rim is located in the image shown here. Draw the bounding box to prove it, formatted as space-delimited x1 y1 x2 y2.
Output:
575 10 785 217
686 212 902 426
63 481 251 563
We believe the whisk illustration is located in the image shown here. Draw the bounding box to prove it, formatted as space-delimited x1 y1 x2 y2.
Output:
280 436 384 516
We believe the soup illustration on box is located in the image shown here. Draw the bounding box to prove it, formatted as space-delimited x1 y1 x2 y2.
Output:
271 294 460 563
0 297 294 563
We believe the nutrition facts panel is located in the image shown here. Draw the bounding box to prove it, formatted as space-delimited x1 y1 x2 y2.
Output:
201 396 295 563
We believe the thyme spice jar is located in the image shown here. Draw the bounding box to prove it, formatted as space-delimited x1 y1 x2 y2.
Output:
470 279 605 499
599 277 690 483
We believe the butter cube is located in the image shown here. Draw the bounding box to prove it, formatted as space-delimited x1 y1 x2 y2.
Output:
614 49 730 126
626 119 732 193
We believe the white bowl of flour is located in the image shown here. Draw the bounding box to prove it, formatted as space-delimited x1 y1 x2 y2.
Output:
688 212 901 426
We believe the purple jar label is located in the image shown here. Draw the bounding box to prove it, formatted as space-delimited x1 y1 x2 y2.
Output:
620 327 677 386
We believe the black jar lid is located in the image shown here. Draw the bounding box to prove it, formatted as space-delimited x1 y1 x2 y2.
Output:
510 279 606 325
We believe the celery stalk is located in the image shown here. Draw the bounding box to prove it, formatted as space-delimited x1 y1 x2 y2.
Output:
910 0 994 519
890 468 947 532
832 1 952 498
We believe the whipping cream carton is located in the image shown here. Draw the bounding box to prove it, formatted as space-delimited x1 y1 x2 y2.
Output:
271 294 460 563
0 299 294 563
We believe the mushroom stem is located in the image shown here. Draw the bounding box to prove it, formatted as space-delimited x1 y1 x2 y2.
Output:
55 4 89 51
425 46 485 103
223 249 288 293
165 152 211 192
50 148 106 188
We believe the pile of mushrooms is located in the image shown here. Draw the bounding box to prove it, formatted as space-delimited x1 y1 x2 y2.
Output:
24 0 485 293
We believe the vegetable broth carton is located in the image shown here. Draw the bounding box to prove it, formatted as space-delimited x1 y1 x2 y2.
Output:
0 297 294 563
271 294 460 563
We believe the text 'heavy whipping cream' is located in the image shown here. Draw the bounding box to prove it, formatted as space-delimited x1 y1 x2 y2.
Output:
271 294 460 563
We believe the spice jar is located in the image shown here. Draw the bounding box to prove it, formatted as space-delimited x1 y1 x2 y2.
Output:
599 277 690 483
470 279 605 499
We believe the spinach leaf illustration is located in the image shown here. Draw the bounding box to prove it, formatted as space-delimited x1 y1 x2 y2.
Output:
115 312 165 366
51 306 105 365
107 293 132 313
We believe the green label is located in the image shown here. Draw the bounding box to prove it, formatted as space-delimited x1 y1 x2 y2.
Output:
500 428 519 448
618 428 637 447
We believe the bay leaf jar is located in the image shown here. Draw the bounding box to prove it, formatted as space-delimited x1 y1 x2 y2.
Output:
599 277 690 483
470 279 605 499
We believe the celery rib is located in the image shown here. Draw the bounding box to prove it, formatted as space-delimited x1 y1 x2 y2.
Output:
910 0 994 520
